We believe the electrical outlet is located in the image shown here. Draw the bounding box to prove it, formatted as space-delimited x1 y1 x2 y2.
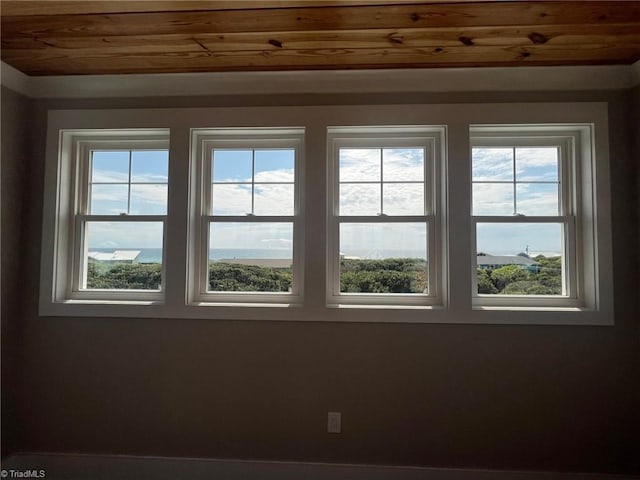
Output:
327 411 341 433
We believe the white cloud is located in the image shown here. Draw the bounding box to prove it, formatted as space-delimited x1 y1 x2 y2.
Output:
473 183 513 215
87 222 163 249
254 168 294 183
472 148 513 181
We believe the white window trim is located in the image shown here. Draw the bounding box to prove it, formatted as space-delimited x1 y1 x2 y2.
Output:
39 103 613 325
470 126 589 309
326 126 445 307
42 129 170 305
188 128 305 306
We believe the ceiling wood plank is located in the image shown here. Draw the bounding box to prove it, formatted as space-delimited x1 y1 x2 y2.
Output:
3 24 639 54
2 1 639 76
7 44 639 76
0 1 470 17
3 2 639 38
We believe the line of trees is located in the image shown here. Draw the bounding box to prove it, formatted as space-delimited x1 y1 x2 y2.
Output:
86 255 561 295
340 258 427 293
476 255 562 295
87 262 161 290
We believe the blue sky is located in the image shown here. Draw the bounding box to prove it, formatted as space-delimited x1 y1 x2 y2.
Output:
211 149 295 216
90 150 169 218
88 150 168 248
213 149 294 182
85 146 562 258
473 147 562 256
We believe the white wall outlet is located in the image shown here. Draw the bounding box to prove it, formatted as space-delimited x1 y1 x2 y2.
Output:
327 411 341 433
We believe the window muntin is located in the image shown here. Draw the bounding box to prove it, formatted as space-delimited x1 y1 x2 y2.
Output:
470 130 577 305
327 127 443 306
472 147 560 217
89 150 169 215
191 129 303 303
211 149 295 216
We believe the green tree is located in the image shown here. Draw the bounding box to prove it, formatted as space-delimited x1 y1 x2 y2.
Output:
490 264 530 291
476 268 498 294
503 280 556 295
531 256 562 294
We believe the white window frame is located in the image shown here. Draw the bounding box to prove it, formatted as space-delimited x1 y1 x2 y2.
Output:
470 125 599 310
39 104 613 324
326 126 445 307
188 128 305 305
41 129 170 305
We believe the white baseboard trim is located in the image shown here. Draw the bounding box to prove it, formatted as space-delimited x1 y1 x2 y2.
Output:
1 453 635 480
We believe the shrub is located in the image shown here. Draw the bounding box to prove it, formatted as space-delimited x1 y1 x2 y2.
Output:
87 262 162 289
208 262 292 292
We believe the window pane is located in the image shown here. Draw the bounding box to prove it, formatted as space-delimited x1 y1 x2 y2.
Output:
340 184 380 215
339 148 380 182
516 147 558 181
516 183 559 216
383 183 424 215
131 150 169 183
255 149 294 182
472 148 513 181
340 223 427 294
91 151 130 183
383 148 424 181
212 184 252 215
473 183 513 216
213 150 252 182
476 222 563 295
90 184 129 214
209 222 293 292
84 221 163 290
130 184 168 215
254 184 294 215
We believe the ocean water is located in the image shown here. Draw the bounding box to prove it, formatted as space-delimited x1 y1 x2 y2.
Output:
87 247 428 263
87 248 293 263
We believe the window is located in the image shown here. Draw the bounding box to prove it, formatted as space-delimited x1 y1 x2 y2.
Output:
327 127 444 306
189 128 304 304
470 125 594 309
41 104 612 323
45 130 169 303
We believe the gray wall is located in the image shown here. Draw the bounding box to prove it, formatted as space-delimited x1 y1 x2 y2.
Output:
2 87 639 474
1 86 32 457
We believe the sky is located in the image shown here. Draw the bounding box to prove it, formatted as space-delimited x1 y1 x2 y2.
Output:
472 147 562 256
86 146 563 260
88 150 168 250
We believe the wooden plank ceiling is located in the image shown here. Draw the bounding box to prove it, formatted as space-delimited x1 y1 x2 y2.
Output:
1 1 640 76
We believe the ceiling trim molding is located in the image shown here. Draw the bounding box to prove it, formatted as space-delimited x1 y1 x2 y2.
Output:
2 62 637 99
1 61 32 97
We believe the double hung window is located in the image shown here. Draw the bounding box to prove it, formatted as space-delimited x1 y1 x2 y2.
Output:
53 130 169 302
190 128 304 304
471 126 586 308
41 105 611 322
327 127 444 306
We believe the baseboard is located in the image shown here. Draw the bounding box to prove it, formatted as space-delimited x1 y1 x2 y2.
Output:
0 453 636 480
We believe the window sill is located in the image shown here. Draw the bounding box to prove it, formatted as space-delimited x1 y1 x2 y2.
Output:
39 300 612 325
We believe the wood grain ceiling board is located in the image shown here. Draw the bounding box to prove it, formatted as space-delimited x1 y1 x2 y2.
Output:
2 1 640 76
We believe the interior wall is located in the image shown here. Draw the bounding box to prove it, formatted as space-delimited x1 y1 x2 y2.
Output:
5 88 639 473
1 86 32 457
